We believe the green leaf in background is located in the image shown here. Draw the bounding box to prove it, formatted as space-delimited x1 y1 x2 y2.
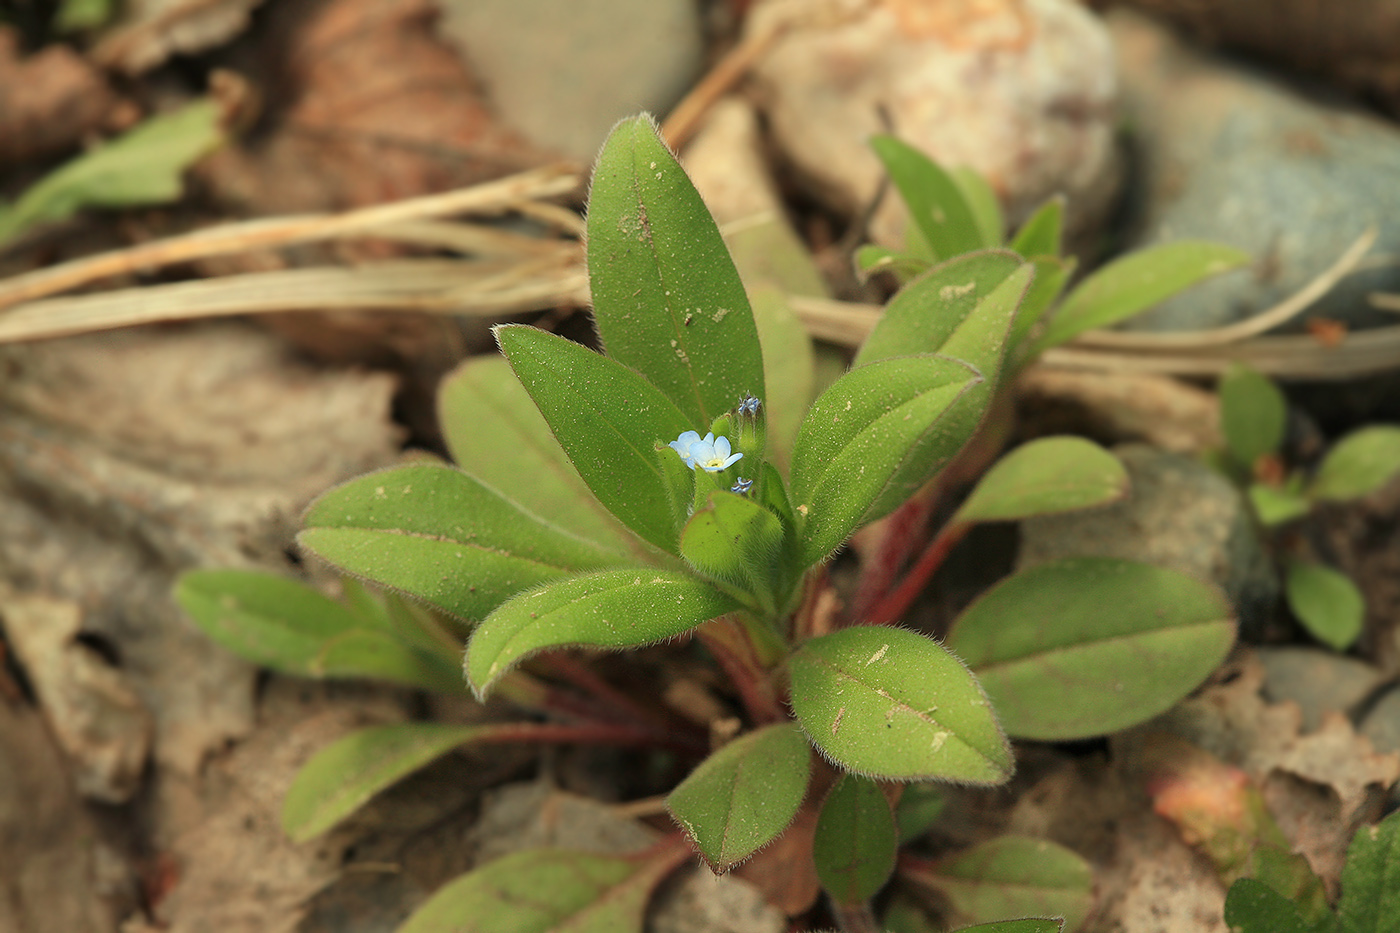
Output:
813 773 898 904
55 0 111 31
282 723 483 842
396 846 682 933
894 783 947 841
1309 426 1400 501
465 569 741 697
1009 197 1064 259
1008 255 1075 356
495 324 695 553
311 629 463 694
855 244 932 284
1339 810 1400 933
1221 363 1288 468
789 355 983 566
750 286 816 473
951 166 1006 249
788 625 1012 784
586 115 764 427
903 836 1093 932
1286 561 1365 652
666 723 811 872
1223 878 1320 933
870 135 985 261
680 490 786 611
1030 241 1251 354
854 250 1024 368
300 463 622 622
954 437 1128 524
1249 483 1312 527
437 356 644 557
0 100 224 246
947 558 1236 740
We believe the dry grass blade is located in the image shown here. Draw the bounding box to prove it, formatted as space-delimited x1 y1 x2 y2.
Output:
0 163 582 312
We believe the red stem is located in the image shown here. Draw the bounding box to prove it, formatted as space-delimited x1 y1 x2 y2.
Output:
696 617 786 725
534 652 693 738
475 719 704 755
865 520 972 626
850 488 940 621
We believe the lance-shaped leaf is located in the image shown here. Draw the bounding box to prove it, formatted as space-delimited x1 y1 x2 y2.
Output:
1224 879 1318 933
495 324 695 553
397 844 689 933
788 625 1012 783
854 250 1025 368
438 356 644 557
1339 809 1400 933
1030 240 1250 354
465 570 741 697
174 570 462 692
1008 255 1074 356
1009 197 1064 259
947 558 1236 740
952 166 1006 249
282 723 484 842
1221 363 1287 468
789 355 983 566
680 490 786 610
750 286 816 472
870 135 985 261
1309 426 1400 501
300 463 622 622
814 774 898 905
903 836 1093 932
955 437 1128 524
666 723 811 872
587 115 764 427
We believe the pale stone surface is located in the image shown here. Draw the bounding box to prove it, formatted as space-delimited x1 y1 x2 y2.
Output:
748 0 1121 249
437 0 704 163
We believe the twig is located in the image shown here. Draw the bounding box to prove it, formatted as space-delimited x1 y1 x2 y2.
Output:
660 22 788 150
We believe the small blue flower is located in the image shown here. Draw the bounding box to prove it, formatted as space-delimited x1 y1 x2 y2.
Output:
737 395 762 416
669 430 742 472
730 476 754 495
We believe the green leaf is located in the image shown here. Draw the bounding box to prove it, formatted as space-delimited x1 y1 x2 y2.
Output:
951 166 1005 248
870 135 985 261
904 836 1093 932
813 774 898 904
586 115 764 427
1224 878 1319 933
55 0 111 31
947 558 1236 740
788 625 1012 783
680 490 787 611
853 250 1025 368
750 286 816 473
465 569 741 697
300 463 622 622
788 355 983 566
1008 255 1075 357
894 783 947 841
955 437 1128 523
1310 427 1400 501
174 570 461 691
282 723 481 842
1009 197 1064 259
1339 810 1400 933
437 356 643 557
726 213 830 299
396 847 677 933
1286 561 1365 652
855 244 931 284
0 100 224 245
1030 241 1251 354
495 324 695 553
1249 483 1312 527
1221 363 1288 467
666 723 811 872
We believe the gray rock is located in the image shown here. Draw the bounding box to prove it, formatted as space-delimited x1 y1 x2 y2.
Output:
1257 646 1385 733
1360 685 1400 755
748 0 1120 249
1018 444 1278 635
1110 11 1400 332
436 0 703 163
